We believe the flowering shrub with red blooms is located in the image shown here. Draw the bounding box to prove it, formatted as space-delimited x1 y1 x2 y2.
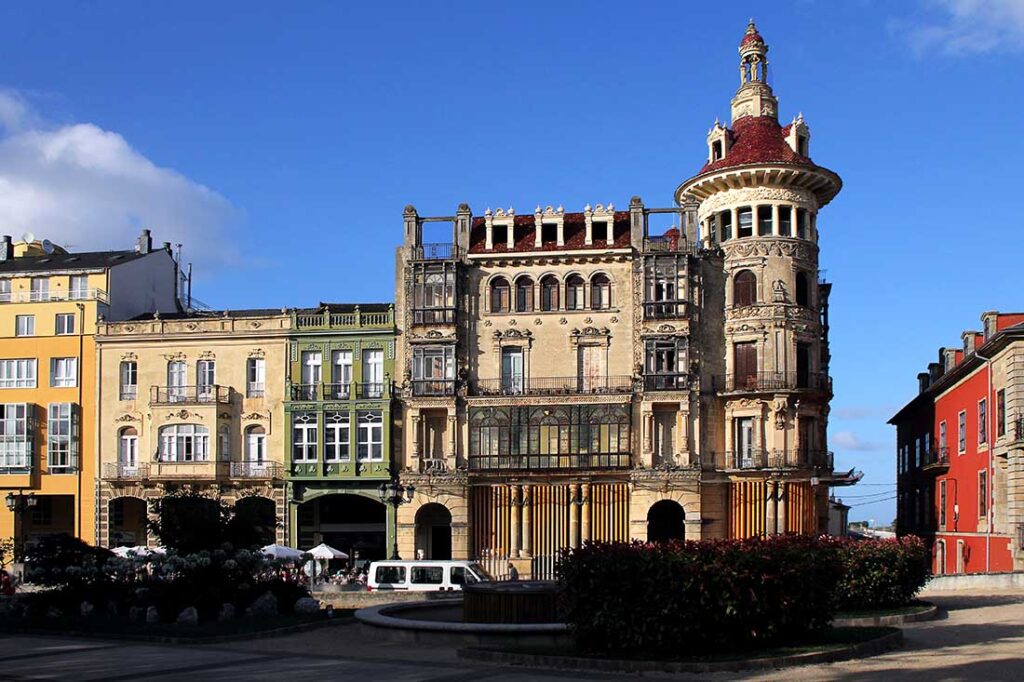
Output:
832 535 930 611
556 535 843 657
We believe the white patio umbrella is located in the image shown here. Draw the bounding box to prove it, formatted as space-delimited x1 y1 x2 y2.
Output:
261 543 306 560
307 543 349 560
111 545 165 558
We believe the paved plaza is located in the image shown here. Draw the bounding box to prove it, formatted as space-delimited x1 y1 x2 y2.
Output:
1 589 1022 681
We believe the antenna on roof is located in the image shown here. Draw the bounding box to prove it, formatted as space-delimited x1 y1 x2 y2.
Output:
41 239 55 255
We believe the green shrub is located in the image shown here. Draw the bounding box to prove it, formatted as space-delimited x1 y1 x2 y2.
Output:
557 535 843 657
833 535 930 611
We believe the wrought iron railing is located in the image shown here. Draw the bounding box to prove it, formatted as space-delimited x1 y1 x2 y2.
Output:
472 375 632 397
468 452 631 471
102 463 150 480
412 379 456 397
642 237 699 254
643 300 689 318
701 450 833 470
714 372 831 393
0 288 109 304
412 243 459 260
412 307 456 324
326 382 351 400
229 462 284 479
644 373 689 391
150 385 231 405
922 447 950 471
356 382 388 399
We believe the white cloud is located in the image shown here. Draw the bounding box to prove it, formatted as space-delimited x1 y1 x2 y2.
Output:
0 89 235 264
904 0 1024 55
832 430 884 452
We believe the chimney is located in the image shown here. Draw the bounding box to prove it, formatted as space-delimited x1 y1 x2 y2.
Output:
136 229 152 254
0 235 11 262
928 362 942 383
162 242 172 253
917 372 930 394
942 347 957 372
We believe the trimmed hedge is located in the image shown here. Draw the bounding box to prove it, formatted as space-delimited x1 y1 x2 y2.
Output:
833 535 930 611
557 536 843 657
556 535 931 657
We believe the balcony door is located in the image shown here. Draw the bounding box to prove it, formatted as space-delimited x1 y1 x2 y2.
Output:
197 360 215 400
167 361 186 402
501 348 524 395
301 351 321 399
653 411 676 465
331 350 352 398
796 342 811 389
362 349 384 398
578 345 605 392
424 413 446 462
734 342 757 390
735 417 754 468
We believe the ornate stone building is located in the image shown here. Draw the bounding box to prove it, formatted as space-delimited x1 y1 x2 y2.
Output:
393 22 853 577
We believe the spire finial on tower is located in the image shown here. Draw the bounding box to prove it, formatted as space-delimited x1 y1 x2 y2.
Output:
731 20 776 122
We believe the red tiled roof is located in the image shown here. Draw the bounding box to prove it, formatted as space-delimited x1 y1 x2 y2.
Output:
699 115 812 175
468 212 631 254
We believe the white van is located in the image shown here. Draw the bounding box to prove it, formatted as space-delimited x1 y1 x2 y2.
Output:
367 560 492 592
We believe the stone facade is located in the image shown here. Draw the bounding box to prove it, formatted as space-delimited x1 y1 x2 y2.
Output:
392 23 848 578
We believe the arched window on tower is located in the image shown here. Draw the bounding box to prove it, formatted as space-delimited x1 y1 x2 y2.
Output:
490 277 510 313
795 272 810 307
733 270 757 307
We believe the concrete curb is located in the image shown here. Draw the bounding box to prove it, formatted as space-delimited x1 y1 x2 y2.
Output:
0 615 353 645
834 602 938 628
457 628 904 674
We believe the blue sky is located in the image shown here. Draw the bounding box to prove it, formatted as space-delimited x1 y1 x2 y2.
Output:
2 0 1023 524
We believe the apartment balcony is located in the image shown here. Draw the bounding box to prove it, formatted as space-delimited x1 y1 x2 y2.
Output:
412 379 456 397
102 463 150 481
228 462 284 480
411 243 459 260
356 382 389 399
468 452 631 472
922 447 950 473
642 237 699 255
471 375 633 397
0 288 109 304
643 300 689 319
150 385 231 406
290 383 358 401
412 307 456 325
702 450 834 471
149 460 226 480
714 372 831 394
644 373 689 391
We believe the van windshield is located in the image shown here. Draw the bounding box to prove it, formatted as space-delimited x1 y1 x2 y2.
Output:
468 563 494 581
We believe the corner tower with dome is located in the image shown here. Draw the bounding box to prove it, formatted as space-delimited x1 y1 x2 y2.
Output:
677 20 845 536
389 21 854 577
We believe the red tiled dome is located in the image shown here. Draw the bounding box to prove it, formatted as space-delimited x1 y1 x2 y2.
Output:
698 116 810 175
740 21 764 48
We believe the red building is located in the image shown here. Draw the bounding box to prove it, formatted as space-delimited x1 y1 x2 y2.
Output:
890 312 1024 574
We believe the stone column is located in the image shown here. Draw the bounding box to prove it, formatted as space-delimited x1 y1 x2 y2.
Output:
777 482 788 534
509 485 520 558
772 204 780 236
411 413 422 461
581 483 591 542
606 221 614 247
557 222 564 246
534 211 543 247
584 209 593 245
569 484 580 549
506 222 515 249
731 206 739 238
766 481 778 535
521 484 532 556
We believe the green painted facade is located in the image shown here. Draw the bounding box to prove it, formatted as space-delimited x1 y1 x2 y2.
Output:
283 303 396 557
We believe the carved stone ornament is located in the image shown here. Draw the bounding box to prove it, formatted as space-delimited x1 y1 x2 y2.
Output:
559 318 568 325
162 352 186 362
169 409 197 420
533 318 542 326
657 324 676 333
773 399 788 430
114 413 139 423
697 186 817 218
120 352 137 362
186 322 199 331
723 240 816 263
242 412 266 421
199 350 216 360
250 321 262 329
610 316 619 324
249 348 266 359
772 279 787 303
218 411 231 420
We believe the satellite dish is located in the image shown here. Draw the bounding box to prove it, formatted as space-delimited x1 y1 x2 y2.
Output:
22 232 35 244
42 239 54 254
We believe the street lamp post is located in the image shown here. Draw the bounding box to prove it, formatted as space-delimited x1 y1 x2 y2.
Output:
377 480 415 560
5 492 38 566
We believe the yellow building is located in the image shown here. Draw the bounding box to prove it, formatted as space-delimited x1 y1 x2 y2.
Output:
0 230 179 553
95 309 291 548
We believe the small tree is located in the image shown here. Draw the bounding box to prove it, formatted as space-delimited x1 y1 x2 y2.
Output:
148 488 233 553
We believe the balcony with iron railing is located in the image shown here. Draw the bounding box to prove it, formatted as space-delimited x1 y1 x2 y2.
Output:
356 382 389 399
471 375 633 397
714 372 831 394
289 382 372 401
644 373 689 391
0 288 109 304
412 307 456 325
412 243 459 260
468 452 631 471
643 300 689 319
102 463 150 480
292 306 394 331
228 461 284 480
412 379 456 397
149 459 225 480
922 447 950 473
642 237 700 255
701 449 833 471
150 385 231 405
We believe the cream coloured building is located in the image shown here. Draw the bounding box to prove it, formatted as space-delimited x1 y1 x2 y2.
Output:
392 22 855 578
95 309 291 547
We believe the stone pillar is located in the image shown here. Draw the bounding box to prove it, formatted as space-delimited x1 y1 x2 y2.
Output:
731 206 739 238
777 482 788 533
569 484 580 549
584 208 593 245
411 414 421 460
557 222 564 246
766 481 778 535
521 484 532 556
772 204 780 236
485 219 493 250
447 413 457 465
534 211 543 247
581 483 591 542
509 485 520 558
506 221 515 249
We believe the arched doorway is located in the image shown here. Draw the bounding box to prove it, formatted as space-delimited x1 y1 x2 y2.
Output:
415 503 452 560
647 500 685 543
230 497 277 549
297 494 387 561
109 497 147 547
